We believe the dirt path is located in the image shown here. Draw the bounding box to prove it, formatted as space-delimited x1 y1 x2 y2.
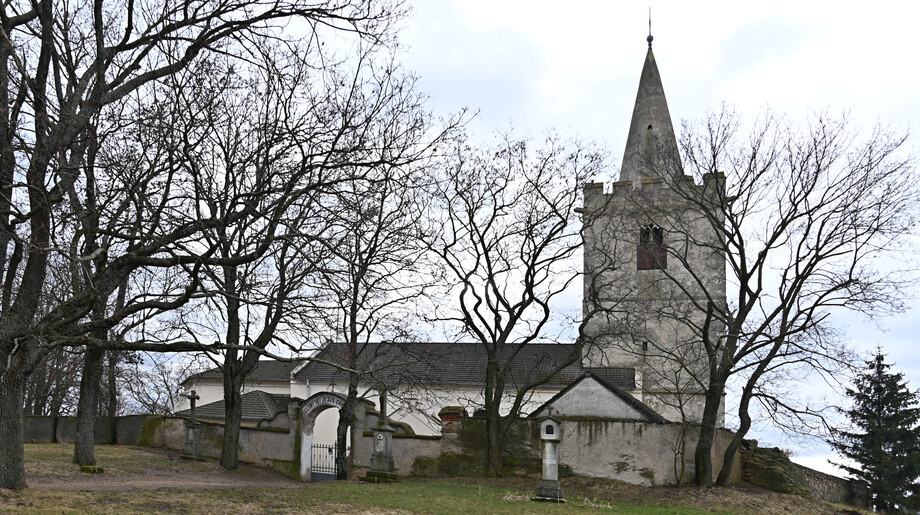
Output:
24 445 303 491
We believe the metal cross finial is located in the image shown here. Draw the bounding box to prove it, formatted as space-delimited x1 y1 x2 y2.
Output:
186 389 200 420
647 8 654 47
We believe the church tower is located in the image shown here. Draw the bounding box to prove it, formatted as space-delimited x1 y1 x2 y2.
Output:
581 35 726 425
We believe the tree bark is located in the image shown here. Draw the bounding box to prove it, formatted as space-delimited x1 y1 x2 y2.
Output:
694 379 725 487
0 363 28 489
716 366 766 485
220 364 245 470
486 410 504 477
73 346 105 465
219 262 246 471
335 373 358 479
484 357 505 477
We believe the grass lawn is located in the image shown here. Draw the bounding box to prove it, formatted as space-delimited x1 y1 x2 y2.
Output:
3 479 724 514
0 444 864 514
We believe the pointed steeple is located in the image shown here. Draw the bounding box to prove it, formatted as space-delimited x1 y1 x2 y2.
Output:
619 36 681 182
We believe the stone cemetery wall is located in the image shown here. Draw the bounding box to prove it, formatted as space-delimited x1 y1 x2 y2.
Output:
740 440 870 509
187 418 298 474
367 412 740 487
24 414 300 479
557 419 740 486
22 416 57 443
402 418 543 478
351 401 444 479
24 414 161 445
794 464 870 509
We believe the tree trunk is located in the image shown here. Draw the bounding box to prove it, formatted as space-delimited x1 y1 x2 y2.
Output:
484 357 505 476
0 365 28 489
673 422 689 487
336 373 358 480
716 373 760 485
218 263 246 470
486 410 504 477
693 379 725 487
220 367 245 470
107 351 118 444
74 346 105 465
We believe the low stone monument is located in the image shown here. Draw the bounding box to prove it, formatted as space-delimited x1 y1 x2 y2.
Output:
533 413 565 502
181 390 206 462
364 388 397 482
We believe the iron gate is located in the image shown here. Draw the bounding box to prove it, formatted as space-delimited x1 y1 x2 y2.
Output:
311 443 337 479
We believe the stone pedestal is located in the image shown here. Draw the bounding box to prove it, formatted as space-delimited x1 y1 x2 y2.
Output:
534 439 563 500
362 388 398 483
536 478 564 500
180 420 205 462
534 416 564 502
366 424 396 481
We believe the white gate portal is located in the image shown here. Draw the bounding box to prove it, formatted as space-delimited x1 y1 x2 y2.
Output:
299 392 346 481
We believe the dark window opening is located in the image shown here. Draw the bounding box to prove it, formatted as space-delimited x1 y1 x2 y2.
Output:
647 124 653 131
545 425 554 435
637 225 666 270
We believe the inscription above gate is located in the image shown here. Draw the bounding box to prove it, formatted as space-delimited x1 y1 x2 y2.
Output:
302 393 344 415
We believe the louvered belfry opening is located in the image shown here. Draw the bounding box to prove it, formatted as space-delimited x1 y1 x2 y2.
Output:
637 225 666 270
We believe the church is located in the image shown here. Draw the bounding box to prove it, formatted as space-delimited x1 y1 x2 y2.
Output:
177 34 725 442
162 38 865 504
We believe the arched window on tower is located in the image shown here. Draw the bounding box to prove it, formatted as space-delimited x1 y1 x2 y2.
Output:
637 225 666 270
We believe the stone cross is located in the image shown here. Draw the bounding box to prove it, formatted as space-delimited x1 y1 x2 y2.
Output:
367 385 396 481
181 389 205 462
186 390 200 421
377 387 387 427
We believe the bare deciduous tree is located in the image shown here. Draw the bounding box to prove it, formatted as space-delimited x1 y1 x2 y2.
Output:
120 353 207 415
637 109 918 486
427 133 603 476
0 0 404 490
314 155 444 478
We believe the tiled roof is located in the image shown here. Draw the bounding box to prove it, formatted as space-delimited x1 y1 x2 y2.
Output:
294 342 635 390
181 360 298 386
584 367 636 389
176 390 290 421
180 344 637 393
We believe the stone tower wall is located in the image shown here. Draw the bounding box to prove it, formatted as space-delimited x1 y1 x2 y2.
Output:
582 173 726 425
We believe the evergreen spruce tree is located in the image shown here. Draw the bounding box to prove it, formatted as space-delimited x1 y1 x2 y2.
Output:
831 351 920 512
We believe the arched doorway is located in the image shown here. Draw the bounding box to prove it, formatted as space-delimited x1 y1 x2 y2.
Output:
299 392 346 481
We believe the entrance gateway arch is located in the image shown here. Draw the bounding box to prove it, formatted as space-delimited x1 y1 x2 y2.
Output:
299 391 346 481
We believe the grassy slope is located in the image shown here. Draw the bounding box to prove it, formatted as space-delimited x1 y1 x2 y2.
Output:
0 444 864 515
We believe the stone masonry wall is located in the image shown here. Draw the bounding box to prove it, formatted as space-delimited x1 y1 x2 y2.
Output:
558 419 740 486
351 400 444 479
24 415 300 479
384 414 740 487
794 463 871 510
24 414 155 445
740 440 870 510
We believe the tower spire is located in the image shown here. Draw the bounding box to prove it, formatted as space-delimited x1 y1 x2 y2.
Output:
618 33 681 183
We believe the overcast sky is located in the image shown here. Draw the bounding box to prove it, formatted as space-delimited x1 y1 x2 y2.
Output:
397 1 920 475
